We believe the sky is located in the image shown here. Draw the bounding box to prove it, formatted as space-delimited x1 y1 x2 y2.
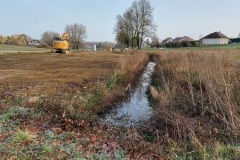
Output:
0 0 240 42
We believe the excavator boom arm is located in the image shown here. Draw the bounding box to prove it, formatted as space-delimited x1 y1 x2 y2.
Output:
62 33 69 41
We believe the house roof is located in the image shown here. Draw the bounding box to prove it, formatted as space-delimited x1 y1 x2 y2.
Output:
202 32 229 39
163 37 173 41
183 36 194 41
172 37 182 43
172 36 194 43
161 37 173 45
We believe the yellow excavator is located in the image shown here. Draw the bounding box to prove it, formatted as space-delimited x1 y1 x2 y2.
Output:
51 32 71 54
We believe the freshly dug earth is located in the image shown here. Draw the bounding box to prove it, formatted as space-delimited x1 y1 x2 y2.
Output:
0 52 121 95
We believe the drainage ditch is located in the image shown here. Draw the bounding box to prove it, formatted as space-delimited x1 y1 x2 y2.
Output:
101 61 156 127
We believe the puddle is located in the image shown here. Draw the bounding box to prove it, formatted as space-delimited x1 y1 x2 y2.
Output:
101 62 156 127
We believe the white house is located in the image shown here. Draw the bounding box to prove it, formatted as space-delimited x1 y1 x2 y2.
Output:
238 32 240 38
201 32 229 45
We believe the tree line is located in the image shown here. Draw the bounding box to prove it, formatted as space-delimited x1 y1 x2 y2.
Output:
0 23 87 49
1 0 157 50
114 0 156 49
41 23 87 49
0 34 34 45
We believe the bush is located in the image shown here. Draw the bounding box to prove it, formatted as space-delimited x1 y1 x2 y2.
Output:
172 42 182 48
181 41 192 47
0 35 7 44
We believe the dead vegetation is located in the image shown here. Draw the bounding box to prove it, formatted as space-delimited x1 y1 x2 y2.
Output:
1 48 240 159
0 50 152 159
149 48 240 159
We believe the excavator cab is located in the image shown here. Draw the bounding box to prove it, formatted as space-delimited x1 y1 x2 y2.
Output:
54 37 62 41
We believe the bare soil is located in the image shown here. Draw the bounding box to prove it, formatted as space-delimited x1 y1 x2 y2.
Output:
0 52 121 95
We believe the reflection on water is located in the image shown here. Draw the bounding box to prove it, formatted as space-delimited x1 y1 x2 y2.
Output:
101 62 156 127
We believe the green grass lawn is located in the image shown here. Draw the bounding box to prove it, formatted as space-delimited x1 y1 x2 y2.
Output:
199 43 240 49
141 43 240 50
0 44 49 53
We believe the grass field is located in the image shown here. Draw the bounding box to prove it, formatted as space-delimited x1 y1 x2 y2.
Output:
0 46 240 159
148 48 240 159
0 44 49 54
142 43 240 51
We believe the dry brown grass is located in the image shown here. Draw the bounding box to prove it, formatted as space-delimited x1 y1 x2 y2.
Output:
148 48 240 157
128 48 240 159
1 48 240 159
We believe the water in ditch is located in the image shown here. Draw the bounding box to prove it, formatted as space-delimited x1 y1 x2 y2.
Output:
101 61 156 127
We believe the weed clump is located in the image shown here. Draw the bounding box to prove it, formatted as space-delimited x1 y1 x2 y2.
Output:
12 130 37 143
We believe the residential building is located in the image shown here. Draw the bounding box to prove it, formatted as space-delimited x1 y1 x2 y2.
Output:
160 37 173 46
172 36 194 43
201 32 229 44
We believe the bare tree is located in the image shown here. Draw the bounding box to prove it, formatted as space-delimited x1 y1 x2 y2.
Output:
114 15 129 48
114 0 156 49
114 7 136 48
41 31 60 47
132 0 157 49
25 35 33 44
65 23 87 49
150 34 160 48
